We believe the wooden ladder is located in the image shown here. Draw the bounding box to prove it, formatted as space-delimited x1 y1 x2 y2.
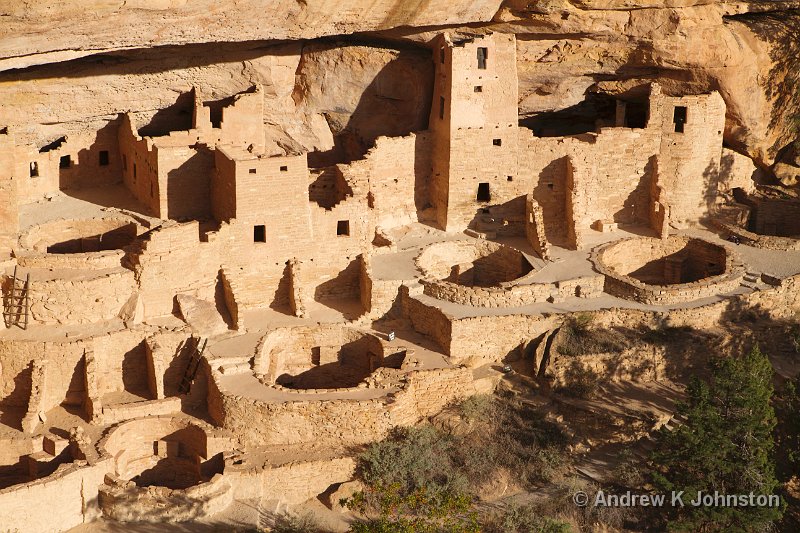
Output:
178 337 207 394
3 267 30 330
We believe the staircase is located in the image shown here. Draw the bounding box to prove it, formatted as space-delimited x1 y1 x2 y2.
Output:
3 267 30 329
178 337 207 394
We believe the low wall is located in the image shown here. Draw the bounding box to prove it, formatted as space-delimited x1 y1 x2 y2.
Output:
0 458 111 533
3 268 137 326
420 274 603 308
211 366 477 448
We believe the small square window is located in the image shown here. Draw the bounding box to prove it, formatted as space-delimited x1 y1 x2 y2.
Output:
280 165 288 172
337 220 350 236
547 183 554 190
99 150 109 166
254 225 266 243
59 155 71 169
493 139 502 147
474 86 483 93
29 162 39 177
249 168 257 174
507 176 513 182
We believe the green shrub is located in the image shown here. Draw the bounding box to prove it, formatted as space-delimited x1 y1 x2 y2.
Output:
271 512 327 533
358 425 470 502
640 324 694 344
458 394 494 422
346 484 479 533
556 316 628 356
482 504 572 533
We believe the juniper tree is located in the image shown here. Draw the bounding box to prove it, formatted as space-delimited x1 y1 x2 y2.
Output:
650 345 783 532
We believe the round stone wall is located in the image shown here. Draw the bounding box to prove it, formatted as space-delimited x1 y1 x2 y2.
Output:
16 216 142 270
592 236 745 304
255 325 390 391
415 240 534 287
413 240 570 308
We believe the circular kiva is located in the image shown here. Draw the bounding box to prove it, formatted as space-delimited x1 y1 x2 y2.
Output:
413 240 561 308
591 235 745 304
16 216 142 269
255 325 395 391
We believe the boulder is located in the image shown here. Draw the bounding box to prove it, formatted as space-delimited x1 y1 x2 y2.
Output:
773 162 800 187
176 294 229 337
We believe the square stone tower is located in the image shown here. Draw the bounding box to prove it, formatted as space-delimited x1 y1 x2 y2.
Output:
429 33 520 231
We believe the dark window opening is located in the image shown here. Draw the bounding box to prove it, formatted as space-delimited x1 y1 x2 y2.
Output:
477 47 488 70
29 162 39 177
507 176 513 182
624 101 649 129
439 97 445 120
280 166 288 172
254 225 266 243
673 106 687 133
477 182 491 203
440 48 445 64
133 163 137 179
99 150 110 166
59 155 71 169
474 86 483 93
249 168 257 174
547 183 554 190
493 139 502 146
337 220 350 236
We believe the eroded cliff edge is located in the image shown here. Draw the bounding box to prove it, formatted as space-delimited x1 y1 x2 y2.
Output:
0 0 799 168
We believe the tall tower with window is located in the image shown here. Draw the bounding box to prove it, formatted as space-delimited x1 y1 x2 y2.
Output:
429 32 520 231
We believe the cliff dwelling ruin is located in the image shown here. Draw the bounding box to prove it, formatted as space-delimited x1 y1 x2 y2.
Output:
1 2 800 531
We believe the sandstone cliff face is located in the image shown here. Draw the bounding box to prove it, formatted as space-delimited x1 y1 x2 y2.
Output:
0 1 798 169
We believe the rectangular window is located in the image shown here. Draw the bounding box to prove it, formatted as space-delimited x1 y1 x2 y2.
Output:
133 163 137 179
280 165 288 172
673 106 687 133
29 162 39 177
493 139 502 146
439 97 445 120
99 150 110 166
440 48 445 64
59 155 71 169
254 225 266 243
337 220 350 236
477 182 491 203
249 168 257 174
474 86 483 93
477 47 488 70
